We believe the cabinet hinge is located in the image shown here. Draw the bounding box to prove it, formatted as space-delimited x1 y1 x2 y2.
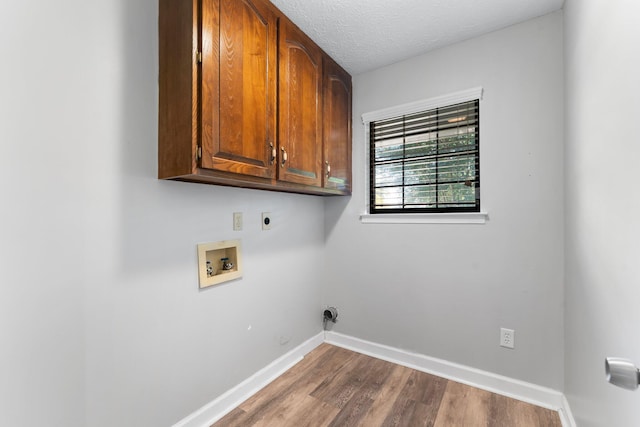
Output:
196 52 202 64
197 146 202 159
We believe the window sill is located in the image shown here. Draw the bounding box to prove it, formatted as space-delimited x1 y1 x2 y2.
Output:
359 212 488 224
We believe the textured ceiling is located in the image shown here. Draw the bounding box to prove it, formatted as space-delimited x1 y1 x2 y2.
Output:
270 0 564 75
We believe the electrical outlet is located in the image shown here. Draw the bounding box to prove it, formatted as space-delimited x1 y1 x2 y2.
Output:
233 212 242 231
262 212 272 230
500 328 515 349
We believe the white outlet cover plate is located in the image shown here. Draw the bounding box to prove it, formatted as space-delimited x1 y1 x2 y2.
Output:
500 328 515 349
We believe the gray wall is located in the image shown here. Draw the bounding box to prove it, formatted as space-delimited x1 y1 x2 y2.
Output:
11 0 632 425
0 2 87 424
324 12 565 390
0 1 324 426
564 0 640 425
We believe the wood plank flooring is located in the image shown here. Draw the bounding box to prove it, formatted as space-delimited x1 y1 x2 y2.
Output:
213 344 562 427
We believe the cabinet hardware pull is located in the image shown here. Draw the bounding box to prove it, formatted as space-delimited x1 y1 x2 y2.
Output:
281 147 288 167
326 161 331 177
269 142 276 164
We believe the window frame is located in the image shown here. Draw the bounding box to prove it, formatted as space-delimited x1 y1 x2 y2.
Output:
361 87 488 224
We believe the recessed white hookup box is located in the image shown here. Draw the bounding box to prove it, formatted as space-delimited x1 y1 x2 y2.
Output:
197 239 242 288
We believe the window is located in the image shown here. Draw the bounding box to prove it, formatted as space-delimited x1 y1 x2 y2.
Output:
367 96 480 214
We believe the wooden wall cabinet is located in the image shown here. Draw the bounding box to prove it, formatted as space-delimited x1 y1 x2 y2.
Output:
278 18 323 188
323 56 352 193
201 0 278 180
159 0 352 196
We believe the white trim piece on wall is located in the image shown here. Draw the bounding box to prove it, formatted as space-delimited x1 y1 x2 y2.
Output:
172 332 324 427
359 212 488 224
324 331 576 427
559 394 578 427
361 86 484 125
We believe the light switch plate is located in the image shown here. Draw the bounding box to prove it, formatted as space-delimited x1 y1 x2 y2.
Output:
233 212 242 231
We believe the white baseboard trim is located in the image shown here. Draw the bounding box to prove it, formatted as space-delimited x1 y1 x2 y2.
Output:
172 332 324 427
172 330 577 427
325 331 574 423
558 394 577 427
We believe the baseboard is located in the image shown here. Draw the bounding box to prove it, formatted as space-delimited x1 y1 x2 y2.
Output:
172 330 577 427
558 394 577 427
325 331 569 416
172 332 324 427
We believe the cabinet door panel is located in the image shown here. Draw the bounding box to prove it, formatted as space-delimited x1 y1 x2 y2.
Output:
323 57 352 193
201 0 277 179
278 19 323 187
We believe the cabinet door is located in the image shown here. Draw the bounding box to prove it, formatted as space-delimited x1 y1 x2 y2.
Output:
278 19 323 187
200 0 277 179
323 56 352 193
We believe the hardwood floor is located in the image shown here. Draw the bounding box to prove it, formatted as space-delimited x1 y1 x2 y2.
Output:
213 344 562 427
